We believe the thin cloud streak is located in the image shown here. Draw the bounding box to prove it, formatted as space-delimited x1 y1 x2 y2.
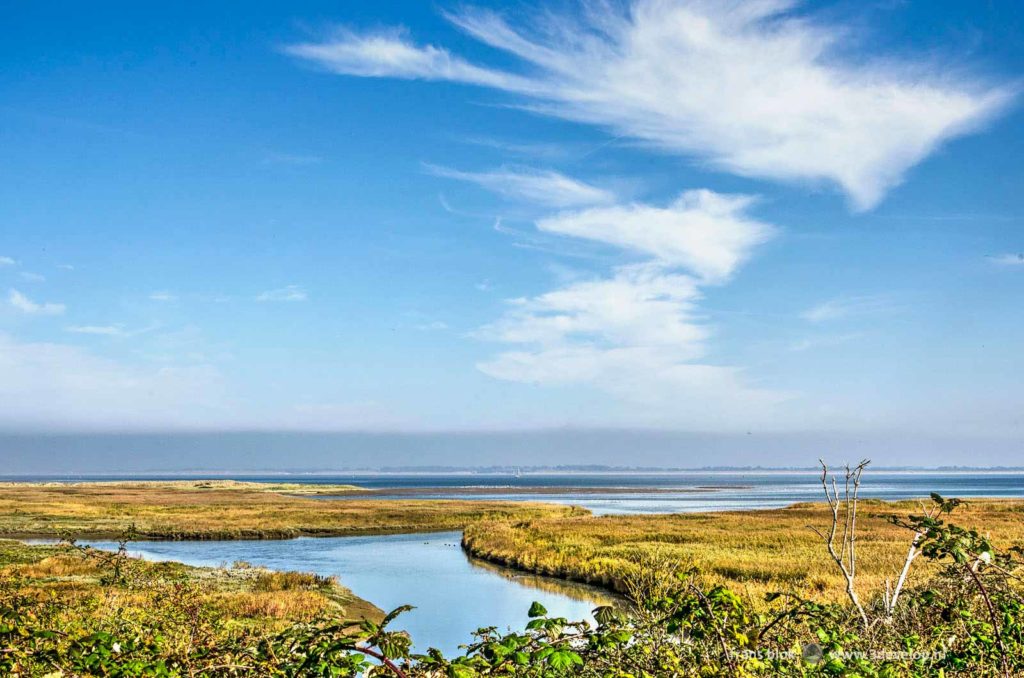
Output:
8 289 65 316
256 285 308 302
423 163 616 208
65 325 126 337
801 295 898 323
64 323 159 338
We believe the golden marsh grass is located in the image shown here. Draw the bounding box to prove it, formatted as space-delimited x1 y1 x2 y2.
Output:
0 481 584 540
462 498 1024 607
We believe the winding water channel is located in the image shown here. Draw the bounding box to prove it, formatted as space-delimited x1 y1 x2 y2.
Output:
85 531 617 655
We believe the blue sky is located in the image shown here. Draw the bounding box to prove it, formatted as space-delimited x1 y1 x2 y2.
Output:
1 1 1022 464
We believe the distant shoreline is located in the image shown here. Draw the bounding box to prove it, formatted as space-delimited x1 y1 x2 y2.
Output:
3 468 1024 480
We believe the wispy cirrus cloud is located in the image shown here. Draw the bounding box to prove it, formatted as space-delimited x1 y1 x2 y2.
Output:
286 0 1014 210
285 26 534 90
256 285 308 302
801 295 897 323
8 289 65 316
65 325 127 337
423 163 615 208
149 291 178 302
0 256 15 267
456 135 577 161
64 324 158 338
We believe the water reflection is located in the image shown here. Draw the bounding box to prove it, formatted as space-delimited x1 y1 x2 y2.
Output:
464 554 619 607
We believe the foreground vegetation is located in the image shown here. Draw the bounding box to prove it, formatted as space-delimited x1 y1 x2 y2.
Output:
3 468 1024 675
0 536 388 675
0 481 584 540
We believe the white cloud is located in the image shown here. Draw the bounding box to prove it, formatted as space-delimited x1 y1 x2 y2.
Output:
0 257 15 267
256 285 308 302
478 264 706 351
468 180 788 420
0 333 228 429
149 291 177 302
8 289 65 316
424 163 615 208
20 272 45 283
477 260 786 422
801 295 895 323
287 1 1013 209
990 253 1024 266
537 190 773 281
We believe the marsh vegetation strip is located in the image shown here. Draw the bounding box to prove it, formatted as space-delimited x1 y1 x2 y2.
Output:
9 472 1023 516
80 532 618 655
0 481 582 539
462 498 1024 607
303 471 1024 514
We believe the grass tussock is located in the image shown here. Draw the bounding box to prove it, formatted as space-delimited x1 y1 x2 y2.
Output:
251 569 337 592
463 498 1024 606
211 589 333 620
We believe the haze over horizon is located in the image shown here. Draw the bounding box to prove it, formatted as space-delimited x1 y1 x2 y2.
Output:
2 1 1023 471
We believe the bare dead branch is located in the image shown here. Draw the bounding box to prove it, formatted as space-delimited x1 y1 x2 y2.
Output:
809 459 870 628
